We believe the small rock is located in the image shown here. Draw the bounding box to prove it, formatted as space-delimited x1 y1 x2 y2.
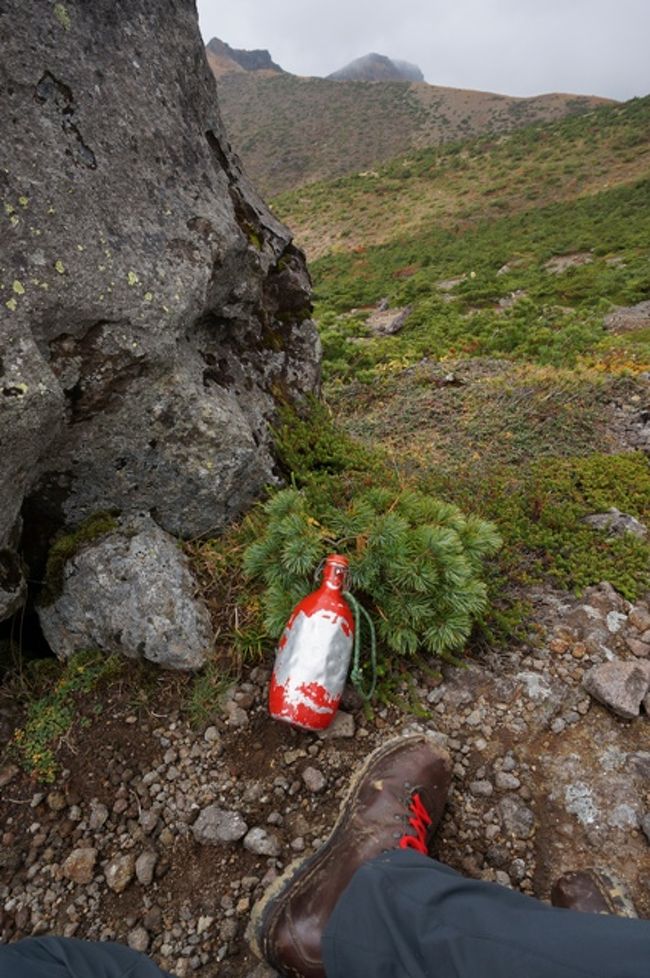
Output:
203 726 221 743
0 764 19 789
243 827 281 857
582 510 647 539
139 809 159 835
104 853 136 893
318 711 355 739
495 772 521 791
629 606 650 632
302 767 326 793
62 848 97 885
469 780 493 797
498 796 535 839
197 915 214 936
626 637 650 658
89 800 109 830
583 661 650 719
127 926 150 953
192 806 248 845
135 850 158 886
46 791 66 812
509 858 526 883
224 700 248 728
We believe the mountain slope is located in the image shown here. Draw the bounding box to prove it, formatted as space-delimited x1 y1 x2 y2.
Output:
274 97 650 259
215 71 612 196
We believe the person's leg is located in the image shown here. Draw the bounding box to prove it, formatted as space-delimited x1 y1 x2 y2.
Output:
0 936 175 978
322 849 650 978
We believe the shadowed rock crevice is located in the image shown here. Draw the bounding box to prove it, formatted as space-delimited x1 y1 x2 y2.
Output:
0 0 320 622
34 70 97 169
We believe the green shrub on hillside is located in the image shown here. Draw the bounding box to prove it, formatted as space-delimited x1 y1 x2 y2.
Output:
242 486 501 661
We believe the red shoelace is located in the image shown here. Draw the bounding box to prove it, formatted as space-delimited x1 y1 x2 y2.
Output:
398 791 432 854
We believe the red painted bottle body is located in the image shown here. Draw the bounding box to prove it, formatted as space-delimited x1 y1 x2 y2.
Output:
269 555 354 730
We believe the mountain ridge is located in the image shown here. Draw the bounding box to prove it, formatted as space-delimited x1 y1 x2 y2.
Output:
327 52 424 82
214 68 613 196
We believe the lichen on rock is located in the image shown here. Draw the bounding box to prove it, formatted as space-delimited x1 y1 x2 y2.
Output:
0 0 320 624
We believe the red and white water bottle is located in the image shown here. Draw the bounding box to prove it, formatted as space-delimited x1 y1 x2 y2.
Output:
269 555 354 731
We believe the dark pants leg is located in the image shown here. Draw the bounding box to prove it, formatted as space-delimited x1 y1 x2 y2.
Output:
322 850 650 978
0 936 175 978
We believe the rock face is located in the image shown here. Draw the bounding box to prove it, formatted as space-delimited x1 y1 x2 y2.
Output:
328 53 424 83
38 518 213 669
206 37 285 74
0 0 320 623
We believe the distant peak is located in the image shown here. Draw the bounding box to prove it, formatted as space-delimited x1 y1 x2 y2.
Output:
206 37 285 75
327 53 424 83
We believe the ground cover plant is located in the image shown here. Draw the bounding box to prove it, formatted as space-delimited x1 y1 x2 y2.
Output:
242 486 501 661
192 95 650 692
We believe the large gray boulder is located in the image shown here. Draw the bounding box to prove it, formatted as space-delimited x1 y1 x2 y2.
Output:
38 518 213 670
0 0 320 622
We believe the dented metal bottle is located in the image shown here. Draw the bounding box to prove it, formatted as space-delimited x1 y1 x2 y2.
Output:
269 555 354 730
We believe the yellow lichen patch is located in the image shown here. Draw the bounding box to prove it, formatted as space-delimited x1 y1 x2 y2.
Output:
54 260 65 274
4 203 14 215
53 3 71 30
18 196 29 208
10 215 19 227
127 271 139 286
6 298 17 311
144 291 153 302
12 280 25 295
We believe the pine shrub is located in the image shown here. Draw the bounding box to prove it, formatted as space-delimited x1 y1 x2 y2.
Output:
243 486 501 662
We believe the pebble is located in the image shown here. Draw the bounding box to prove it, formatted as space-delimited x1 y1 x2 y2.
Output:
318 711 355 739
89 801 109 830
495 772 521 791
61 848 97 885
469 780 494 797
135 850 158 886
104 854 135 893
127 926 150 952
192 807 248 845
498 796 535 840
243 827 281 857
301 767 326 793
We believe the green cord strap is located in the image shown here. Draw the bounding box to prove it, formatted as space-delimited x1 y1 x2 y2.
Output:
344 591 377 702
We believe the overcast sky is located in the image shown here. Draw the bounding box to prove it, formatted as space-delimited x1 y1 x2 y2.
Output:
197 0 649 101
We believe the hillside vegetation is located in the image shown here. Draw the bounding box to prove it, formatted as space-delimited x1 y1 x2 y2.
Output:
275 97 650 257
265 96 650 637
216 71 610 196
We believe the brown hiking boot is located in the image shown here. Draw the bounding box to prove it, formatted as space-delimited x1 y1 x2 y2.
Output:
249 734 452 978
551 869 638 917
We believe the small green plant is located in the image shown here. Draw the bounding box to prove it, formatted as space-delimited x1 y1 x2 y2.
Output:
243 486 501 662
41 512 119 606
9 649 122 782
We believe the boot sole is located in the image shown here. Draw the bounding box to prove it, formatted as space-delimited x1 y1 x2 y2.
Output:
248 732 440 965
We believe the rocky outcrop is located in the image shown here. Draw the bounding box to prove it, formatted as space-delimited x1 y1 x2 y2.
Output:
206 37 285 75
327 53 424 83
0 1 320 622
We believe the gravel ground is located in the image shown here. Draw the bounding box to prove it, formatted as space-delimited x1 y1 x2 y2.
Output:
1 582 649 977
